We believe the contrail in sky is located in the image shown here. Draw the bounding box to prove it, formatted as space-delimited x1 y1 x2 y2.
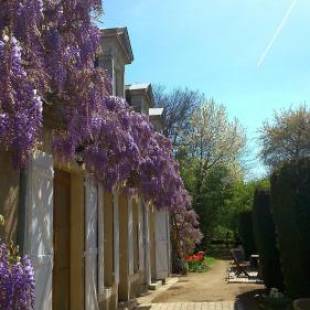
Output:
257 0 298 68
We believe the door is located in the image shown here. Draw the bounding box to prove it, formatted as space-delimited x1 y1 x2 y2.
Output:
53 170 71 310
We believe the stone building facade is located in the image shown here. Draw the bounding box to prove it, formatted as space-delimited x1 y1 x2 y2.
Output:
0 27 171 310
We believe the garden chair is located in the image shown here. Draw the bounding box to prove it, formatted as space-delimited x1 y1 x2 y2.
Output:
230 248 250 278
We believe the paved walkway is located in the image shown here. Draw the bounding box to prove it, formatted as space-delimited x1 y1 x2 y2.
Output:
147 301 239 310
137 259 264 310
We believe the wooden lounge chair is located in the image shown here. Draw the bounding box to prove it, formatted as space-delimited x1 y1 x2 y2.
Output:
230 248 250 277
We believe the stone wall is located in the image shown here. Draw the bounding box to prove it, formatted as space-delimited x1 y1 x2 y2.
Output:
0 151 20 242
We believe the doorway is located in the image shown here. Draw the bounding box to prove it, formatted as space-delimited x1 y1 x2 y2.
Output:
53 169 71 310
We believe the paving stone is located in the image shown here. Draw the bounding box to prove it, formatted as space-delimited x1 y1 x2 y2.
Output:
142 302 237 310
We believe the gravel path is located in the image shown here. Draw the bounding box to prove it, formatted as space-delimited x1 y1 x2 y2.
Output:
150 260 265 309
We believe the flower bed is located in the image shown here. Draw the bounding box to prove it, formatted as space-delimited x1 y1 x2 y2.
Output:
185 251 215 273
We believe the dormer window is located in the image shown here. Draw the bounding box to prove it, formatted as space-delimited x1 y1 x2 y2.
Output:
100 28 134 98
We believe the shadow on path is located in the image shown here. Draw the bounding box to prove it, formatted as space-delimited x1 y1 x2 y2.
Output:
236 288 267 310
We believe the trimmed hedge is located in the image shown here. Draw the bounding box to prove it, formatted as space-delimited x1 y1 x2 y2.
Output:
252 189 284 290
271 159 310 298
238 210 256 259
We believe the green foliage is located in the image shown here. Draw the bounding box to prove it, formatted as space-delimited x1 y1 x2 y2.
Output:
238 210 256 259
252 189 284 290
196 165 232 242
0 215 20 262
187 260 208 272
271 159 310 298
212 225 234 241
187 256 216 273
219 179 257 233
259 105 310 168
179 147 269 248
204 256 216 267
174 99 269 250
174 99 248 246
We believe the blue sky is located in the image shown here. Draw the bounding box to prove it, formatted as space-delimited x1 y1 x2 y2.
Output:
103 0 310 178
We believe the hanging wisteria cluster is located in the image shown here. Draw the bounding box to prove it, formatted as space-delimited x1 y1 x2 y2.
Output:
171 195 203 257
0 243 35 309
0 0 201 281
53 95 202 253
0 0 107 164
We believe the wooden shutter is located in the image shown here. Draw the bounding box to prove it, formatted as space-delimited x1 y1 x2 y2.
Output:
128 197 134 276
113 192 120 283
143 204 151 285
166 210 172 274
155 209 170 279
138 199 145 271
98 184 105 297
24 151 54 310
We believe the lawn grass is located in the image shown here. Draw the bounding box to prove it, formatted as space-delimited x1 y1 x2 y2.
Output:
204 256 216 267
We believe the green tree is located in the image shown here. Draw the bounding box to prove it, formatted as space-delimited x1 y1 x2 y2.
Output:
153 85 204 149
176 99 248 246
259 104 310 169
185 99 246 175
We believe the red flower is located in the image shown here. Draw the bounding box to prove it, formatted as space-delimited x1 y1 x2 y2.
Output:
185 255 193 262
186 251 205 263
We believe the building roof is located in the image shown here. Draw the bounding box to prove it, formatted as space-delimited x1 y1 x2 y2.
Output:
149 108 164 117
101 27 134 64
125 83 151 91
125 83 155 107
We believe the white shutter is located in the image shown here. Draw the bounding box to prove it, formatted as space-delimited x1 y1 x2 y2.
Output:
128 198 134 276
85 177 98 310
24 151 54 310
113 192 120 283
166 210 172 274
98 184 105 297
143 204 151 285
155 209 170 280
138 199 145 271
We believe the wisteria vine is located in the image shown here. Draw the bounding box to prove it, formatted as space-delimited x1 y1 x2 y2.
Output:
0 243 35 309
0 0 201 275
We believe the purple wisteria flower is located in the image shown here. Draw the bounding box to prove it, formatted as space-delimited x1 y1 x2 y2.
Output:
0 0 202 255
0 244 35 309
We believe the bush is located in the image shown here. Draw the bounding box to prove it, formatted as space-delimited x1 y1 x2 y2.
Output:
213 225 234 243
271 159 310 298
257 288 292 310
238 210 256 259
252 189 284 290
